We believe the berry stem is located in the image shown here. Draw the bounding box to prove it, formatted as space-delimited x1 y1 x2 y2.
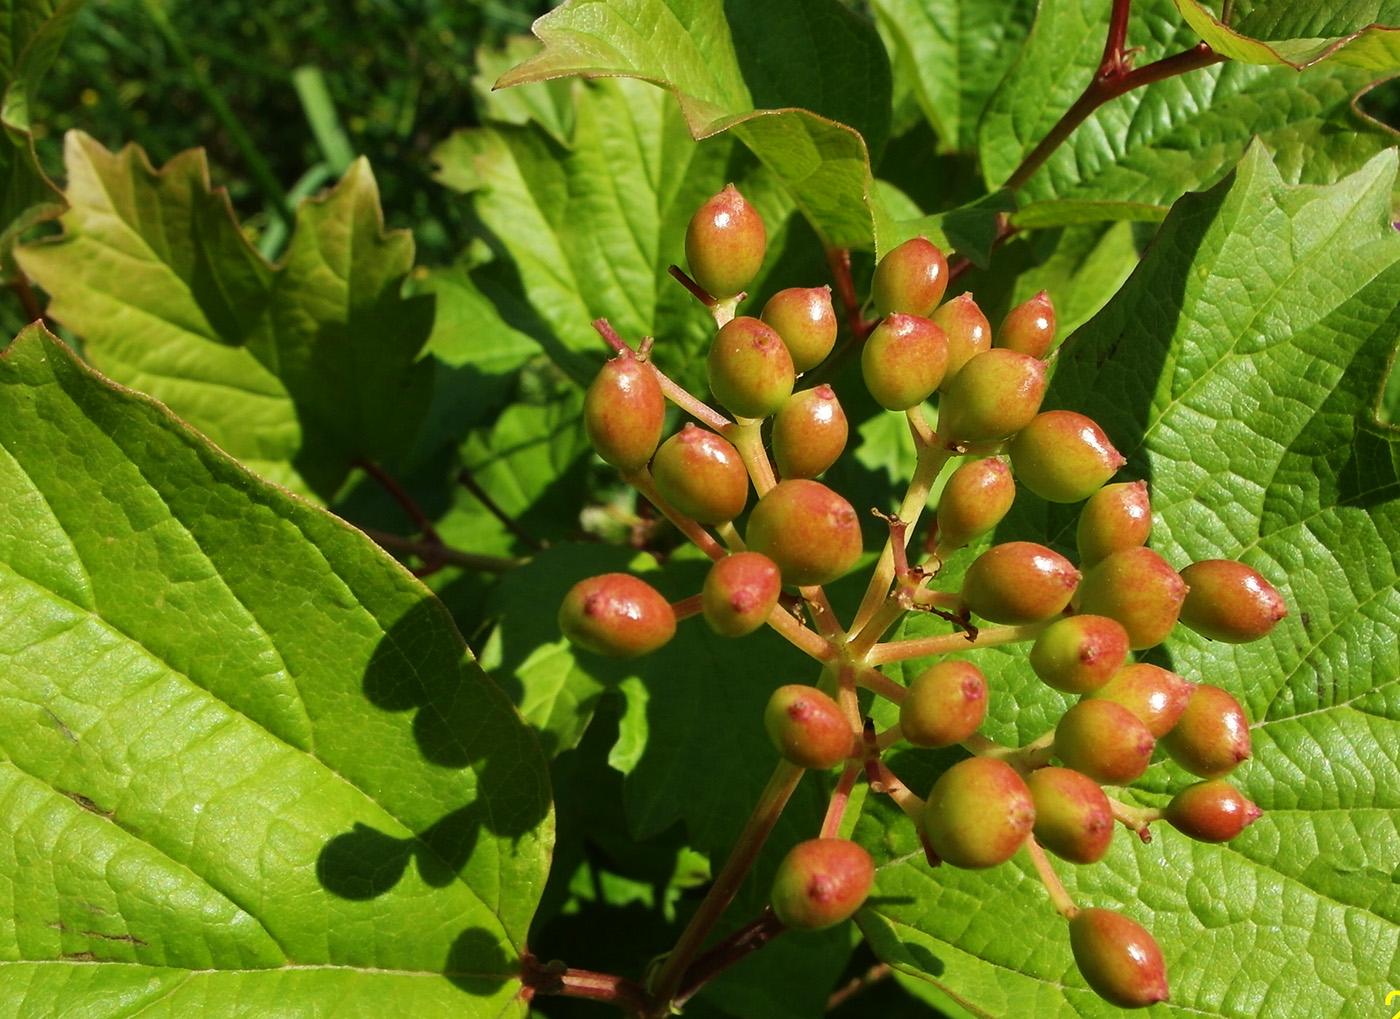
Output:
670 594 704 621
765 603 840 663
521 956 650 1016
667 264 717 308
715 520 746 551
647 761 806 1009
825 246 866 342
726 417 777 495
866 757 925 822
1107 796 1160 841
848 594 911 662
906 406 936 448
865 621 1047 665
799 584 848 642
672 912 786 1011
820 760 862 838
622 469 727 561
592 318 732 432
1024 835 1078 919
855 664 907 703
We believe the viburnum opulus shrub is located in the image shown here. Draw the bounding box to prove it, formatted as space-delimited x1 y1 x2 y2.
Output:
1 2 1398 1018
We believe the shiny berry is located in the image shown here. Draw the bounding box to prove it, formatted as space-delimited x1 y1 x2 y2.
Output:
1054 699 1156 785
959 541 1079 625
1008 410 1126 504
558 574 676 659
1069 908 1169 1009
702 552 782 636
934 457 1016 551
995 291 1056 359
770 838 874 930
899 660 988 748
746 479 863 587
1029 615 1130 694
708 316 795 419
931 293 991 390
1027 767 1114 865
861 313 949 411
765 685 854 769
936 348 1047 445
772 385 847 479
1090 662 1195 738
921 757 1035 869
1160 683 1251 779
1164 779 1262 842
1075 546 1188 650
685 184 766 301
1077 480 1152 567
761 286 838 372
871 236 948 317
1178 559 1288 644
583 353 665 472
651 424 749 523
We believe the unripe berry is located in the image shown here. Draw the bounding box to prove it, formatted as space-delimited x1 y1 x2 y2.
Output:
1077 480 1152 567
772 385 847 479
1029 615 1130 694
1054 699 1155 785
1075 546 1187 650
651 424 749 523
959 541 1079 625
995 290 1056 359
861 313 949 411
899 660 988 748
764 685 854 769
746 479 863 587
930 293 991 390
685 183 765 301
1008 410 1126 504
702 552 782 636
1160 683 1251 779
1090 662 1195 738
770 838 874 930
1068 908 1169 1009
936 348 1047 445
934 457 1015 550
583 353 665 471
558 574 676 659
708 316 795 419
1164 779 1262 842
1027 767 1114 865
921 757 1035 869
761 286 837 372
1178 559 1287 644
871 236 948 317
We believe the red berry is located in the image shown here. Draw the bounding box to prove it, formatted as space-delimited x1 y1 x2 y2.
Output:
685 184 766 301
861 313 949 411
1075 546 1187 650
959 541 1080 625
764 685 854 769
702 552 782 636
772 385 847 480
921 757 1035 869
1027 767 1114 865
707 316 795 419
930 293 991 390
1077 480 1152 567
770 838 874 930
995 291 1056 358
1008 410 1125 504
651 423 749 523
761 286 838 372
936 348 1047 445
1090 662 1195 738
1029 615 1130 694
745 480 863 587
583 353 665 472
1069 908 1169 1008
558 574 676 659
871 236 948 317
1178 559 1287 643
934 456 1016 550
1054 699 1156 785
899 660 988 748
1160 683 1251 779
1164 779 1262 842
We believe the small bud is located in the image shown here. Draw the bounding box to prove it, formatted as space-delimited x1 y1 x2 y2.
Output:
861 313 949 411
708 316 795 419
583 354 665 471
1054 699 1156 785
930 293 991 390
652 424 750 524
1027 767 1114 865
1075 546 1188 650
959 541 1080 625
1029 615 1130 694
772 385 848 479
1008 410 1126 503
1077 480 1152 567
936 348 1047 444
1178 559 1288 643
1160 683 1251 779
1090 662 1195 738
921 757 1035 869
764 685 854 769
685 183 766 301
746 480 863 587
770 838 874 930
995 291 1056 358
871 236 948 317
558 574 676 659
899 660 988 748
934 456 1016 550
702 552 782 637
1069 908 1169 1008
1164 779 1262 842
761 286 838 372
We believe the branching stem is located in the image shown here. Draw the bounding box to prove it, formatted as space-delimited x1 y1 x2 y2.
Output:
865 621 1046 665
1025 835 1078 919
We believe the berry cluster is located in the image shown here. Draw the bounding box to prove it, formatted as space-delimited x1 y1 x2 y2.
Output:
559 185 1287 1010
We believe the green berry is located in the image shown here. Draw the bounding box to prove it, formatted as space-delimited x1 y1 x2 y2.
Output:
746 480 863 587
1029 615 1130 694
899 660 988 748
1090 662 1195 738
685 183 766 301
995 290 1056 359
861 313 949 411
772 385 847 480
1054 699 1156 785
1068 908 1169 1009
707 316 795 419
934 456 1015 550
1075 546 1187 650
702 552 782 636
959 541 1080 625
1164 779 1262 843
1178 559 1287 644
936 348 1047 445
1077 480 1152 567
1007 410 1126 504
652 423 749 523
770 838 874 930
1160 683 1251 779
1027 767 1114 865
871 236 948 317
765 685 854 769
761 286 838 372
930 293 991 390
921 756 1035 869
558 574 676 659
583 353 665 472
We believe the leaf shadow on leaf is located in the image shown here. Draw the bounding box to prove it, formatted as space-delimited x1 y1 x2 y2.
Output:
444 926 518 993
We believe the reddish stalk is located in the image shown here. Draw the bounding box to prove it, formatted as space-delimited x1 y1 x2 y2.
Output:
821 760 863 838
355 458 449 575
827 962 892 1011
358 528 521 573
522 956 650 1016
672 912 786 1010
593 318 732 432
1025 835 1077 919
457 466 543 551
667 264 717 308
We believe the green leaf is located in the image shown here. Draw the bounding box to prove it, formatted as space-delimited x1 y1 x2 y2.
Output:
493 0 893 250
1176 0 1400 71
16 134 434 500
0 325 552 1015
869 0 1038 153
979 0 1400 221
859 146 1400 1017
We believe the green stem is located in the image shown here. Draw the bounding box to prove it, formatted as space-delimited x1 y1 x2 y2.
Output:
1025 836 1077 919
865 621 1046 666
726 418 776 496
623 469 727 561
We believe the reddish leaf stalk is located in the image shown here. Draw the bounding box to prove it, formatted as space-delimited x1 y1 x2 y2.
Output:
821 760 863 838
522 956 651 1016
673 912 787 1009
358 528 522 573
667 264 717 308
457 466 543 551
